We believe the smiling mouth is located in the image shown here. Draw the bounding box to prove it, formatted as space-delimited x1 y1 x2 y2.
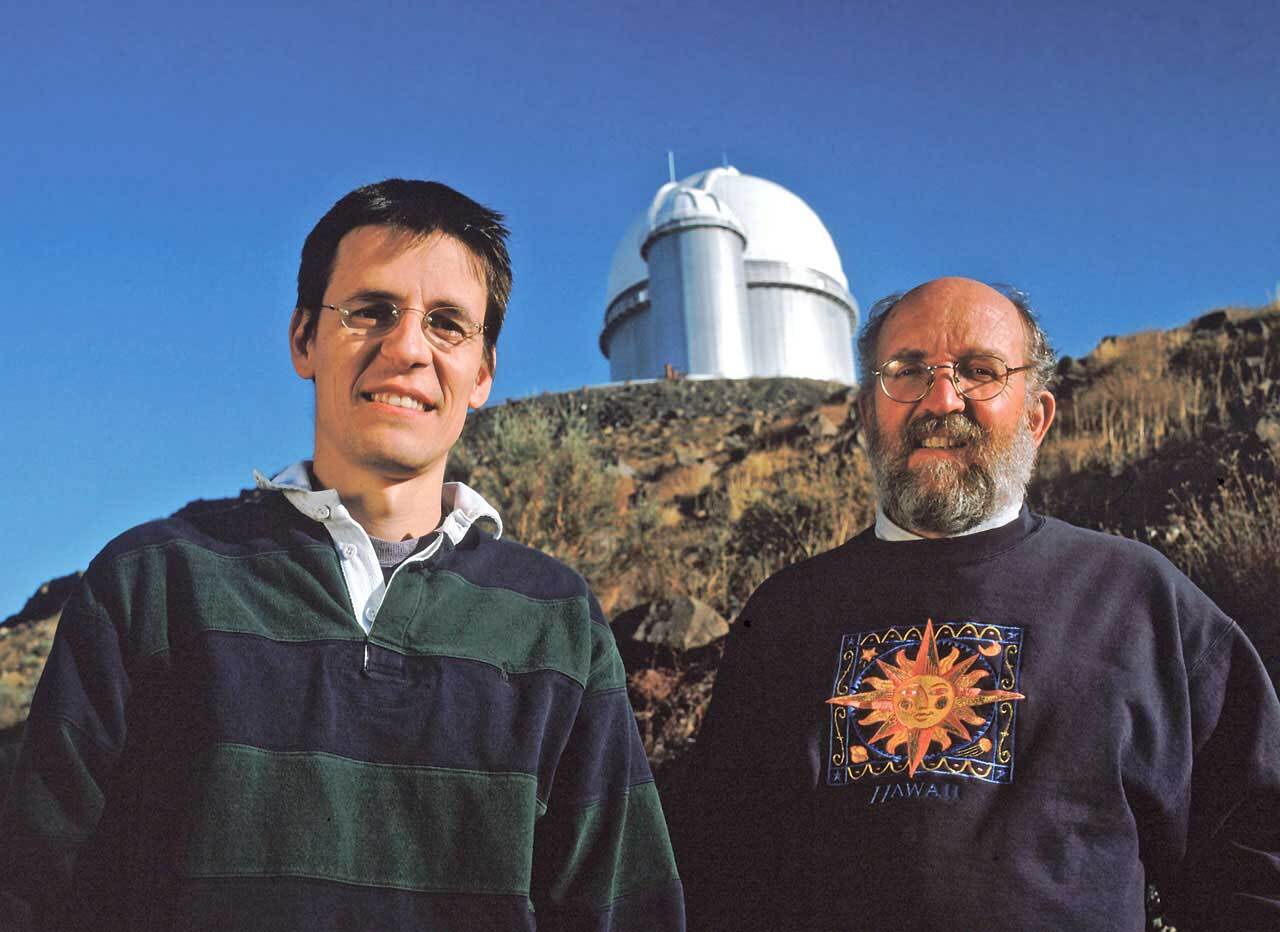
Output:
363 392 431 412
917 436 967 450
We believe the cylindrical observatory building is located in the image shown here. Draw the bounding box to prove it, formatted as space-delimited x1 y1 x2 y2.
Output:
600 166 858 382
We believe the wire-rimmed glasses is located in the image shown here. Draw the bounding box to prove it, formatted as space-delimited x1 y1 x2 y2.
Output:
873 355 1032 403
317 301 485 350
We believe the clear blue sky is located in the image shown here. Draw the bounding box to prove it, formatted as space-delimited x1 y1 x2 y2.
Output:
2 0 1276 616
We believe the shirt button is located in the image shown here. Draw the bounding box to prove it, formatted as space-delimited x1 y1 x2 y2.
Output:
340 543 357 559
315 506 331 520
365 605 377 621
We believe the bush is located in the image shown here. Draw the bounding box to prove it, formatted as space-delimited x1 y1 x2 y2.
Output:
451 403 626 588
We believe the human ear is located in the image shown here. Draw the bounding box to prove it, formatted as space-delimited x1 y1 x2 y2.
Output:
1026 389 1056 447
855 388 875 449
469 347 495 410
289 307 316 380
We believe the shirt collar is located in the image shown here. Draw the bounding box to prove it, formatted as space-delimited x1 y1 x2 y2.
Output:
253 460 503 543
874 497 1024 541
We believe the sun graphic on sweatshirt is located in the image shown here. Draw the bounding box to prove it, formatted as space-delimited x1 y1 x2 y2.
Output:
826 619 1025 778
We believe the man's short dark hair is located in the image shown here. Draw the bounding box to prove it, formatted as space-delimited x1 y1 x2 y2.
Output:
295 179 512 368
856 281 1056 398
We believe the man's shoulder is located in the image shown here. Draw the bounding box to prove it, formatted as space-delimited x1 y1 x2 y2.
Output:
92 489 321 572
439 532 616 682
1033 512 1187 574
441 530 604 614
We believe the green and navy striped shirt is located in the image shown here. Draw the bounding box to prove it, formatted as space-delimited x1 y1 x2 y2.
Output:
0 468 684 931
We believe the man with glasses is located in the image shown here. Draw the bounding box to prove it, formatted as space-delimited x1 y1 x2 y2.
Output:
679 277 1280 930
0 180 684 931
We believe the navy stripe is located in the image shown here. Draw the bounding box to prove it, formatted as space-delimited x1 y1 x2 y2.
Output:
98 493 331 563
162 631 582 800
538 878 686 932
551 686 655 808
435 533 603 607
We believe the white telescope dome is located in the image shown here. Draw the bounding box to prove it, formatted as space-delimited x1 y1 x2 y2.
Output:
601 165 857 384
606 166 849 310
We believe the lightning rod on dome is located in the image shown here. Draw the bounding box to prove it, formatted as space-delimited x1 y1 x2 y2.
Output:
667 151 676 184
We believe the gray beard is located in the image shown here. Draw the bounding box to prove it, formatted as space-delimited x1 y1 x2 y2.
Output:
868 411 1038 536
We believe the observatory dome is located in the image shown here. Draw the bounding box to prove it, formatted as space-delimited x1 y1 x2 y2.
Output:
601 165 857 383
606 166 849 309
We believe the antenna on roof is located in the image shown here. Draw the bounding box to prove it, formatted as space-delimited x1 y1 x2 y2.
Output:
667 150 676 183
722 149 728 168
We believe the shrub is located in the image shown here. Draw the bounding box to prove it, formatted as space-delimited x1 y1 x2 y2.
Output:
452 403 626 588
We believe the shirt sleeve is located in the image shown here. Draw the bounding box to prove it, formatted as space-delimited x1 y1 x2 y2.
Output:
1163 621 1280 930
0 577 129 931
529 591 685 931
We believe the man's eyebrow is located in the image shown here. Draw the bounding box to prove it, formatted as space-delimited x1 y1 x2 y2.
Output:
885 348 1007 362
882 349 928 364
343 288 402 303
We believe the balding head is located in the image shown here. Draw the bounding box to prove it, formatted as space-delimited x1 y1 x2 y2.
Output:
857 278 1056 400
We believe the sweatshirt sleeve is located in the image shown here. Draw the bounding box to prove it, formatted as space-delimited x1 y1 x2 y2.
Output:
1164 620 1280 930
0 577 129 930
529 592 685 931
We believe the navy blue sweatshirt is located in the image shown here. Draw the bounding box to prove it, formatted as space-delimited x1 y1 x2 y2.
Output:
676 509 1280 931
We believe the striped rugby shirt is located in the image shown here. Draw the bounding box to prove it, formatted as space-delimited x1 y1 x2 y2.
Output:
0 469 684 931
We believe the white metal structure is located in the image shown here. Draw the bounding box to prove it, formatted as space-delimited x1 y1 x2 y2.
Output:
600 166 858 382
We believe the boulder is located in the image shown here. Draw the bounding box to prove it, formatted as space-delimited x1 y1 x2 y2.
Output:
613 597 730 653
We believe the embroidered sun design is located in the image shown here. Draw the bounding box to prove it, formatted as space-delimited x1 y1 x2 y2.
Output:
826 619 1024 778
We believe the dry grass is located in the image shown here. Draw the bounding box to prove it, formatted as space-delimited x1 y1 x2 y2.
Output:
1163 453 1280 672
0 615 59 731
653 463 716 503
1042 333 1211 476
724 448 875 611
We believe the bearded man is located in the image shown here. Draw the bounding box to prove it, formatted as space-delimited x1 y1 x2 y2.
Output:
677 278 1280 931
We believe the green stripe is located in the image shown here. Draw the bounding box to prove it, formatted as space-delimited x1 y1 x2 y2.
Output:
186 744 540 895
99 545 615 687
373 571 599 685
103 544 359 655
546 781 679 909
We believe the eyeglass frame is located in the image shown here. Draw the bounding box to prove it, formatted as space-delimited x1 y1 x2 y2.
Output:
314 302 487 349
871 355 1034 403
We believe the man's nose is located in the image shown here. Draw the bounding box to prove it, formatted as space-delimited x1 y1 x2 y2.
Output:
378 310 434 367
916 366 967 416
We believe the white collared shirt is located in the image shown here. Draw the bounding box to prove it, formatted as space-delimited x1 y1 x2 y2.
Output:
254 461 503 634
874 499 1023 541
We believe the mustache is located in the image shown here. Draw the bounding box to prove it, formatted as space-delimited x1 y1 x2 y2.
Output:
903 413 986 447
